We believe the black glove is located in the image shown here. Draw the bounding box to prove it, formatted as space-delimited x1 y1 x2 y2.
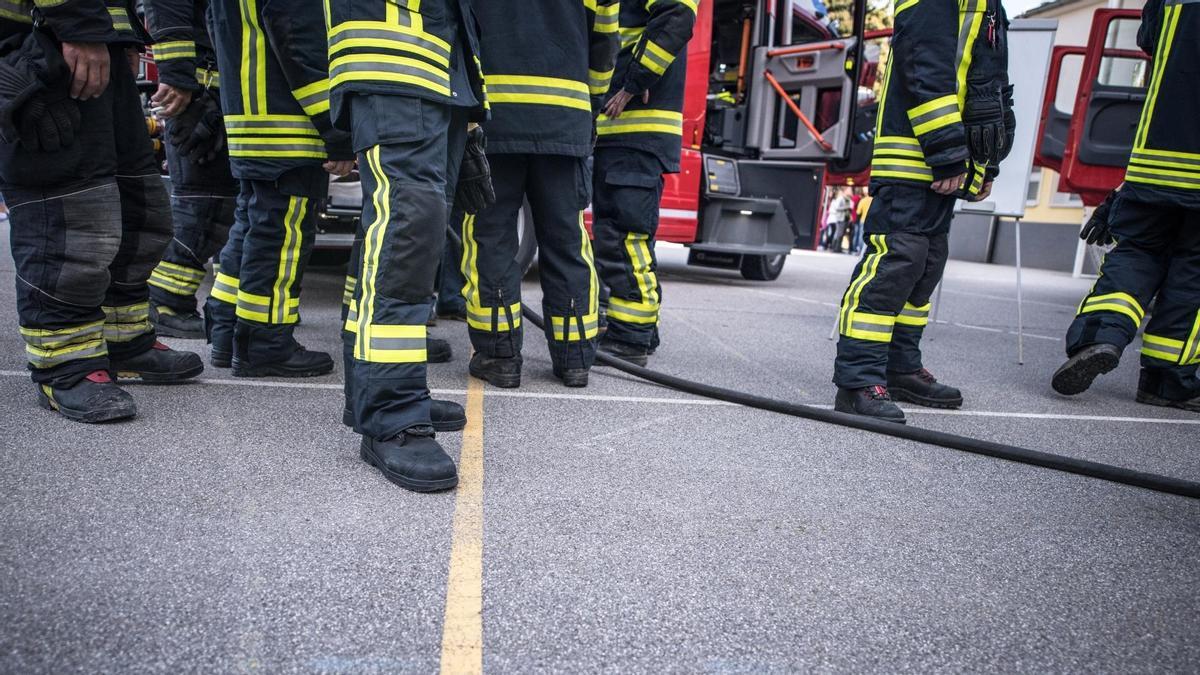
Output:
455 126 495 214
170 91 226 165
999 84 1016 161
962 85 1006 167
1081 190 1117 246
0 30 75 148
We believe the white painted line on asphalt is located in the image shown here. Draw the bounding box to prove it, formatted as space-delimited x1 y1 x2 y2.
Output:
4 370 1194 424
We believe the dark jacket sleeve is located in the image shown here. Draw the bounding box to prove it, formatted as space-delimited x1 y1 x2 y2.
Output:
35 0 119 44
258 0 351 159
623 0 695 95
1137 0 1164 56
893 0 970 178
588 0 620 114
143 0 199 89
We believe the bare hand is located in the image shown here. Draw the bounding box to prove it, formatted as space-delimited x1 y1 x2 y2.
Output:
324 160 355 177
602 88 650 119
151 83 193 118
61 42 111 100
970 181 994 202
931 173 967 195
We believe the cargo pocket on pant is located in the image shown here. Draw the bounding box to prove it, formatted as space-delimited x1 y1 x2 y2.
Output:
869 184 929 236
604 170 660 235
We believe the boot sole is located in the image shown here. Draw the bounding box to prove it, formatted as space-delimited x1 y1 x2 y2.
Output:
343 407 467 432
890 388 963 409
115 361 205 384
1136 391 1200 413
37 391 136 423
153 325 207 340
597 351 648 368
359 443 458 492
833 402 907 425
1052 348 1119 395
232 361 334 378
469 363 521 388
554 371 589 388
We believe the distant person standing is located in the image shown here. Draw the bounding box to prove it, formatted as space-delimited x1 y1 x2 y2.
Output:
827 188 852 253
853 190 872 254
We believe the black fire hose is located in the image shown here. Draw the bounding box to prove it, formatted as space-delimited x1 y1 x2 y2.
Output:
522 307 1200 500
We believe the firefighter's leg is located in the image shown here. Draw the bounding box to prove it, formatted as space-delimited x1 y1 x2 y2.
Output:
459 153 526 387
832 185 938 422
592 147 664 361
104 56 203 384
148 117 237 337
205 187 250 368
527 154 599 385
231 165 328 376
1136 215 1200 411
1055 194 1174 395
437 228 468 319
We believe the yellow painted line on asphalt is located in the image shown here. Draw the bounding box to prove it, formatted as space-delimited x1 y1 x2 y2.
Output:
440 375 485 675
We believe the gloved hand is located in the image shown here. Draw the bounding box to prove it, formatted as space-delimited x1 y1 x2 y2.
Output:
170 91 226 164
455 125 495 214
962 86 1006 167
0 30 74 147
999 84 1016 161
1081 190 1117 246
16 86 81 152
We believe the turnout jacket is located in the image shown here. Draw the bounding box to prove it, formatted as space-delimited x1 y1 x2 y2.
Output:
1123 0 1200 209
0 0 143 44
209 0 349 180
473 0 619 157
870 0 1010 194
144 0 218 92
325 0 486 130
594 0 696 172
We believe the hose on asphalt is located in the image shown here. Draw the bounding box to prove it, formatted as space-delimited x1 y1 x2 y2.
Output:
522 306 1200 500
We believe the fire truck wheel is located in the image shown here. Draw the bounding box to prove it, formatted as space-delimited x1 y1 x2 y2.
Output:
739 253 786 281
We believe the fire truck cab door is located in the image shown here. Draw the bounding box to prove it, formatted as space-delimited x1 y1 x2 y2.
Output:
744 1 864 161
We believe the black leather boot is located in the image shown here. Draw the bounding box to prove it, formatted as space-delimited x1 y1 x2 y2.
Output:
1052 343 1121 395
37 371 137 423
360 426 458 492
1136 369 1200 413
428 337 452 364
598 337 648 367
888 368 963 409
834 385 906 424
342 399 467 431
232 345 334 378
111 342 205 383
469 353 522 388
552 365 589 388
150 303 206 339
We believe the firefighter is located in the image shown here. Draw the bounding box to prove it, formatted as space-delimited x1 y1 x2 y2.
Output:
0 0 203 423
142 0 235 340
1052 0 1200 412
328 0 490 492
591 0 697 367
461 0 619 389
832 0 1013 423
205 0 352 377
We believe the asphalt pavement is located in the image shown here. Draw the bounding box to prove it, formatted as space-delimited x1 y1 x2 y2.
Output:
2 225 1198 673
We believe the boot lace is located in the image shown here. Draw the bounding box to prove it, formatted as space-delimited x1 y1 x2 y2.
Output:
867 385 891 400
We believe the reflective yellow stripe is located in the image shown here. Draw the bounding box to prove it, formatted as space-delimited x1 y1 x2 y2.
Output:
1134 6 1180 150
839 234 889 337
955 0 987 110
908 95 962 136
1184 311 1200 366
551 313 600 341
20 320 106 368
154 40 196 61
211 271 240 305
343 275 358 307
895 0 919 14
608 297 659 325
1141 333 1184 364
236 289 271 323
361 323 427 363
841 310 896 342
588 68 614 96
356 146 389 361
102 303 151 343
620 26 645 50
623 233 658 307
459 212 482 326
292 79 331 117
639 40 676 76
466 302 522 332
596 109 683 136
329 21 451 69
647 0 697 13
580 211 599 319
270 196 306 324
197 68 220 89
486 74 592 112
1079 292 1145 327
108 6 132 31
894 302 931 327
238 0 268 114
594 1 619 33
330 53 452 97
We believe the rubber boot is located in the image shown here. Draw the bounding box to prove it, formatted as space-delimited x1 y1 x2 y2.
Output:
360 425 458 492
552 365 589 388
834 385 906 424
598 336 648 367
342 399 466 431
469 353 522 388
1052 343 1121 395
112 342 205 383
1136 369 1200 413
151 303 206 340
888 368 963 409
428 337 452 364
37 370 137 423
232 345 334 378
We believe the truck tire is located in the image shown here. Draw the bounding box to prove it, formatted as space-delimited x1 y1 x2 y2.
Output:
739 253 787 281
515 202 538 275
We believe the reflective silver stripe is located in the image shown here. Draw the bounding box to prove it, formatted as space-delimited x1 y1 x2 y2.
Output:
1130 151 1200 168
873 141 923 153
225 119 321 134
608 302 656 318
20 322 104 349
909 103 959 131
228 141 326 155
370 336 426 352
955 0 985 67
237 296 269 315
330 58 450 87
899 307 929 319
27 339 108 368
467 307 520 330
1126 168 1200 188
1082 295 1143 316
871 162 933 179
850 321 893 335
329 27 450 62
294 88 328 112
487 82 591 105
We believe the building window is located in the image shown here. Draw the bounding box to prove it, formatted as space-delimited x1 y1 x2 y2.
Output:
1026 168 1043 206
1051 188 1083 207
